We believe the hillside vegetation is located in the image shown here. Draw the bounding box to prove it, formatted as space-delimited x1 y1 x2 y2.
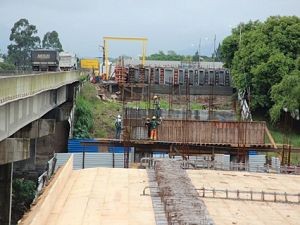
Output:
73 82 122 138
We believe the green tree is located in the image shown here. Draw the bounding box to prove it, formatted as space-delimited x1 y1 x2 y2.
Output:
220 16 300 119
42 31 63 52
220 21 261 68
73 96 93 138
7 18 40 68
0 62 16 71
192 51 199 62
270 69 300 122
167 50 176 56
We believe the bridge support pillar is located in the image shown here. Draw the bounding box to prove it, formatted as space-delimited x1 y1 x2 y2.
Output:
0 163 13 225
0 139 30 165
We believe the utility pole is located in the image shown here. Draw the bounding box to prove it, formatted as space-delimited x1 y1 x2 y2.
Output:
213 34 216 69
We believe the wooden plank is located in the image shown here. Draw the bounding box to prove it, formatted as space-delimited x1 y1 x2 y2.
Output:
265 126 277 149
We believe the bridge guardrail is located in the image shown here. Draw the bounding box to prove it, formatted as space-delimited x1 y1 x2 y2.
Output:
0 71 82 106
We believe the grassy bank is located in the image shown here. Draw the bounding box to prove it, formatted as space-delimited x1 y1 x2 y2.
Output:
126 100 205 110
76 82 122 138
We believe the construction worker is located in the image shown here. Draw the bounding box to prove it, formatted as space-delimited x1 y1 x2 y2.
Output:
153 95 161 118
115 115 122 139
150 116 160 141
145 117 151 138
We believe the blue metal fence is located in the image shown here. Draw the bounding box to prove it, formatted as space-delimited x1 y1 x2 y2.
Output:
109 146 125 153
248 150 257 155
68 139 98 153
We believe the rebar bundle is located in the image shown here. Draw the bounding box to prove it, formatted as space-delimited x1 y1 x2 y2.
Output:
154 159 215 225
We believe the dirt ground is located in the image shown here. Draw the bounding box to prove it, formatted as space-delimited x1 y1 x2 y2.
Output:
46 168 155 225
188 170 300 225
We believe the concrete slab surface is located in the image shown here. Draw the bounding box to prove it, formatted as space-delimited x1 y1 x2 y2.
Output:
188 170 300 225
46 168 155 225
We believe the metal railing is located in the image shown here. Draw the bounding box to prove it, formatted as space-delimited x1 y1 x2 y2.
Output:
36 156 57 196
0 71 81 105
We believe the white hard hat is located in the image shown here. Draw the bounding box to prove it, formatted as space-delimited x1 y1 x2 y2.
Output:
117 115 121 118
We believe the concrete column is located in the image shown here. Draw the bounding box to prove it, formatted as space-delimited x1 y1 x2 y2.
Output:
0 139 30 165
0 163 13 225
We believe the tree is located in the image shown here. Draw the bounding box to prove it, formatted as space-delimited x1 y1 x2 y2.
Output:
7 18 40 68
192 51 199 62
167 50 176 56
42 31 63 52
270 69 300 122
220 16 300 119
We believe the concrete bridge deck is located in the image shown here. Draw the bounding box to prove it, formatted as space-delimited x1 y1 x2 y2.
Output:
20 156 300 225
20 156 155 225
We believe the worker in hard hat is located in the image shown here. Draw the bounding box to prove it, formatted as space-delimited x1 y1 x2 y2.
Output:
153 95 161 118
115 115 122 139
145 117 151 138
150 116 160 140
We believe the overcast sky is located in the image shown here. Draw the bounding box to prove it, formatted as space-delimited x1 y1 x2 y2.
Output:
0 0 299 58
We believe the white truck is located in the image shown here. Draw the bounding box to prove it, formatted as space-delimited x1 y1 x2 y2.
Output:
59 52 77 71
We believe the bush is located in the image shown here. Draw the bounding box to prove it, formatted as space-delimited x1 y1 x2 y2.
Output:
12 178 36 223
73 96 93 138
0 62 15 71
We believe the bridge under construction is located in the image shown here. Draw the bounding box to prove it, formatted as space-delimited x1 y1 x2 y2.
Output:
0 64 299 225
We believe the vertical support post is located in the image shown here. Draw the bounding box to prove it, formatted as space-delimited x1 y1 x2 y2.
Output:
0 163 13 225
104 40 109 80
285 192 288 202
8 162 13 225
142 41 146 66
112 152 115 168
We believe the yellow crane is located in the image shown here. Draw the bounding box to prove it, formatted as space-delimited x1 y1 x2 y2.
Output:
102 36 148 80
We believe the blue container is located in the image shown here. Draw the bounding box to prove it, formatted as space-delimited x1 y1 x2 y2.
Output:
68 139 98 153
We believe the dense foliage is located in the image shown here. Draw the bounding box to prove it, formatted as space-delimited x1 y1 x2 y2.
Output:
7 19 40 68
0 62 15 71
12 178 36 223
42 31 63 52
73 95 93 138
220 16 300 122
6 18 63 69
146 50 213 62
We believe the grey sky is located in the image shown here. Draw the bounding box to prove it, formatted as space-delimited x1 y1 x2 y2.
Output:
0 0 299 58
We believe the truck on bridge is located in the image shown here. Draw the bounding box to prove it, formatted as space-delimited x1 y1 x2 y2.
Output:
31 49 59 71
59 52 77 71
